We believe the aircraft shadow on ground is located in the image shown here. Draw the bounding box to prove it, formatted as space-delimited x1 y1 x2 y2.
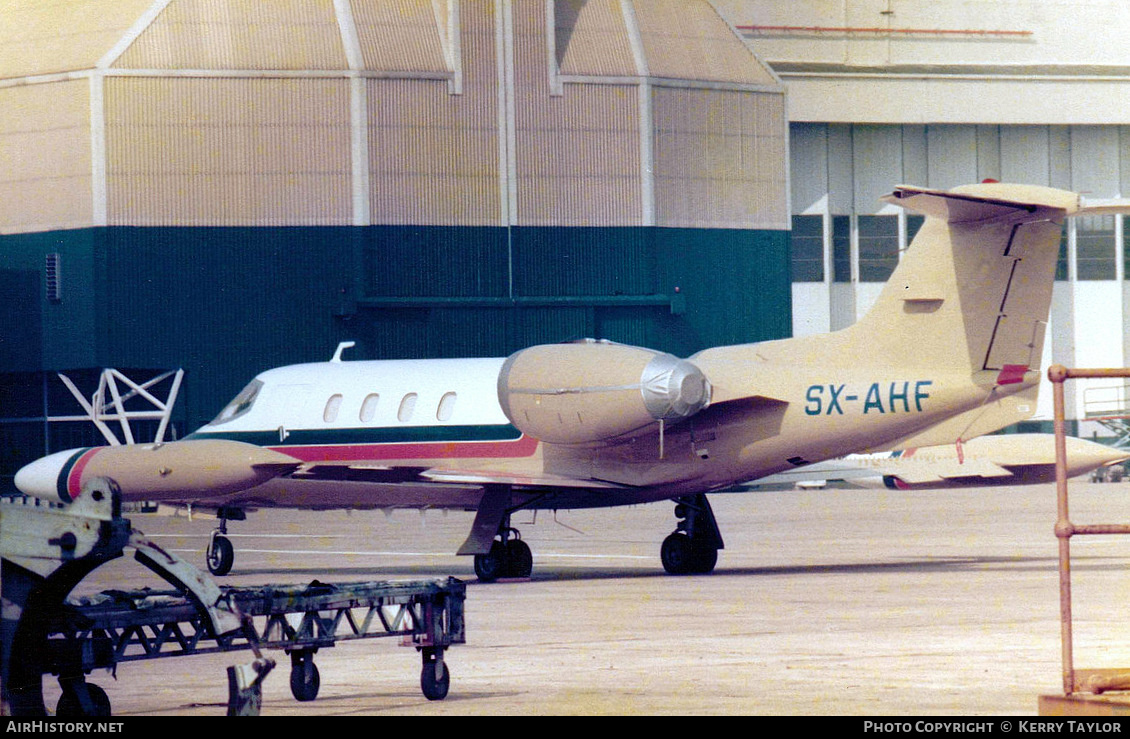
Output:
223 553 1130 584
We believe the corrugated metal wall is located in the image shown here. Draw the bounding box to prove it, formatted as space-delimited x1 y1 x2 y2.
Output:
634 0 778 84
0 0 793 474
554 0 637 77
367 76 501 225
115 0 347 70
352 0 451 72
653 87 787 229
0 0 155 78
791 122 1130 215
514 1 643 225
106 78 353 225
0 81 92 233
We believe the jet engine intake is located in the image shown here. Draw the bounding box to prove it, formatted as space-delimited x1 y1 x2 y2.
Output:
497 340 711 445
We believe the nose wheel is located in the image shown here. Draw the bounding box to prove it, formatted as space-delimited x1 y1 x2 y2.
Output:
207 532 234 576
205 507 245 576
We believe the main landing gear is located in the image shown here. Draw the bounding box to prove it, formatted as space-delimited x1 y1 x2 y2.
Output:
473 524 533 583
458 484 534 583
660 494 724 575
206 507 246 576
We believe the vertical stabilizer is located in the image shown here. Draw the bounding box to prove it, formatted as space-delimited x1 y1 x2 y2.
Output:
842 183 1080 375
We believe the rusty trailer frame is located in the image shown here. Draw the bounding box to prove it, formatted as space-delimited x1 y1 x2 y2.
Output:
45 577 466 706
2 477 467 716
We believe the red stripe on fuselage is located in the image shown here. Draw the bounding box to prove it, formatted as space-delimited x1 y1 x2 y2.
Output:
67 448 103 500
269 434 540 463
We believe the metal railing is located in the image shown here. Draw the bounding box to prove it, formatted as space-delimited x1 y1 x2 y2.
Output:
1050 365 1130 695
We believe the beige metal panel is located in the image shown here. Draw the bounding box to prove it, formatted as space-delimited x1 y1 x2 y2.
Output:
365 2 500 225
0 81 92 233
533 85 640 222
115 0 346 70
105 77 351 225
632 0 775 85
367 77 500 225
554 0 636 77
652 86 786 230
351 0 449 73
511 1 641 226
0 0 153 79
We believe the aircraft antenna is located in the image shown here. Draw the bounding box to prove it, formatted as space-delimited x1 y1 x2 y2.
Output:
331 341 356 362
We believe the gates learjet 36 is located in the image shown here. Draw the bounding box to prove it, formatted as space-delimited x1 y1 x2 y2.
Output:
16 182 1128 581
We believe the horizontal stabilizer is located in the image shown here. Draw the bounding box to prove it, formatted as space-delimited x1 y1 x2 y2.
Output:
888 459 1012 484
881 184 1079 223
1073 198 1130 217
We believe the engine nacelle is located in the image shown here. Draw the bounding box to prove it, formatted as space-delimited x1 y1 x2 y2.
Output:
497 340 711 445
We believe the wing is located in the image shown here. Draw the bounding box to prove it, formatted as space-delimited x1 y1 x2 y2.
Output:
152 460 629 511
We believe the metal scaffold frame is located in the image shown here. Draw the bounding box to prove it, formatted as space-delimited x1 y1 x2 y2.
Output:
1 477 467 716
1082 381 1130 449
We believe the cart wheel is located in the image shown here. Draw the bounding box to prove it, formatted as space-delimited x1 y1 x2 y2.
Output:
57 682 111 717
207 534 234 576
420 656 450 701
290 655 320 702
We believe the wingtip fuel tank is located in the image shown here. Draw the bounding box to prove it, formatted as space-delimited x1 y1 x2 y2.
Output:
14 439 301 504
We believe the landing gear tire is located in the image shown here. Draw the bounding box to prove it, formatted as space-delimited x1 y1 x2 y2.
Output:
474 542 506 583
420 650 450 701
504 538 533 579
289 653 320 702
661 533 718 575
207 534 234 576
56 682 111 717
474 535 534 582
692 545 718 574
661 533 695 575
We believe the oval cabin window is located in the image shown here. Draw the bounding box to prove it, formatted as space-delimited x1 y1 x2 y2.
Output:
437 392 457 421
323 393 343 423
397 393 417 422
360 393 379 422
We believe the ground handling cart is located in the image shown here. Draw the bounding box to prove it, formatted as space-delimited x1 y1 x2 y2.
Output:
1 477 466 716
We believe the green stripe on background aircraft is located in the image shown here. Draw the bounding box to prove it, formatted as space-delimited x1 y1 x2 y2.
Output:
16 182 1130 581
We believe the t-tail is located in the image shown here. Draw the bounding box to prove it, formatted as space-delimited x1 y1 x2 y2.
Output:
696 182 1130 450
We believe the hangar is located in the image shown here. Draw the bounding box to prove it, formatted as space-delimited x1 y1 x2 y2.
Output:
4 0 1129 485
0 0 789 480
722 0 1130 432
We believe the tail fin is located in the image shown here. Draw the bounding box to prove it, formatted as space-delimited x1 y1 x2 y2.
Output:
848 182 1081 375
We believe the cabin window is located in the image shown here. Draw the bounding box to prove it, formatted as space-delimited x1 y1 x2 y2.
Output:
398 393 417 422
360 393 379 422
323 394 343 423
437 392 457 421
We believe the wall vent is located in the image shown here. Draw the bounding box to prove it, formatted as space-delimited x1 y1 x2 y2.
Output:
45 253 61 303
